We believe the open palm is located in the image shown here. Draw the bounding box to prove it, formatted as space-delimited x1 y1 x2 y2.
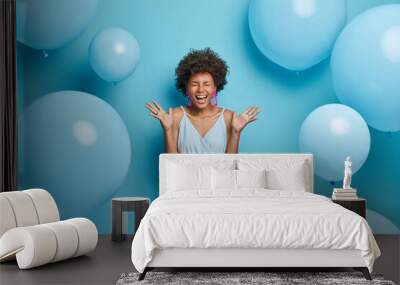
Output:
232 106 260 133
146 100 174 130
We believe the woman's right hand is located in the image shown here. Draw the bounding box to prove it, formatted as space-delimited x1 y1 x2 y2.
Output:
145 100 174 131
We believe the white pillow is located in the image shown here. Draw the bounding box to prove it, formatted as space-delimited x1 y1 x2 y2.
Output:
237 169 268 189
212 168 236 190
167 162 212 191
237 159 308 191
211 168 268 190
266 166 306 191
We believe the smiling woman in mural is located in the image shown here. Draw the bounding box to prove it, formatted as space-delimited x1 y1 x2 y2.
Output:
146 48 259 153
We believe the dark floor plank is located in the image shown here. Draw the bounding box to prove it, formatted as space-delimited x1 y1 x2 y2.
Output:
0 235 134 285
373 234 400 284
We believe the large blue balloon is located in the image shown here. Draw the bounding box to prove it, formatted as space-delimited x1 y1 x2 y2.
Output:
331 5 400 132
23 91 131 217
299 104 370 182
89 27 140 83
248 0 346 71
17 0 97 50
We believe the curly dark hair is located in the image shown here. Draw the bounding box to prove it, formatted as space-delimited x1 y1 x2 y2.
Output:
175 48 229 95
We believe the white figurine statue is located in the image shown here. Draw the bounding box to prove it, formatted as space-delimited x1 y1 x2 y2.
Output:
343 156 352 189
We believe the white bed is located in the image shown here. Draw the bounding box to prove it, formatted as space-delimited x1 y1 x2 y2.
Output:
131 154 380 280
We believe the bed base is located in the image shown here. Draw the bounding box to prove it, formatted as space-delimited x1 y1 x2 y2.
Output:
138 248 372 281
354 267 372 280
138 267 371 281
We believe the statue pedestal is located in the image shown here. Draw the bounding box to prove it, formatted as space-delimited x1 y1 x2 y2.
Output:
332 188 358 200
334 188 357 192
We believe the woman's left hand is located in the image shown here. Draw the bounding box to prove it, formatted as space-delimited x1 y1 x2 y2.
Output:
232 106 260 134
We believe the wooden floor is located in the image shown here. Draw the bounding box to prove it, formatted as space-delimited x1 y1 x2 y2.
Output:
0 235 399 285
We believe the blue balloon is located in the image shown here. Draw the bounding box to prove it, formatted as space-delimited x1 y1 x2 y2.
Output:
248 0 346 71
23 91 131 217
299 104 370 182
331 5 400 132
17 0 97 50
89 27 140 83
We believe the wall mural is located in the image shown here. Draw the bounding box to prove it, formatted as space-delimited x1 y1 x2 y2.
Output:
17 0 400 234
23 91 131 217
248 0 347 70
17 0 98 54
331 4 400 132
89 27 140 83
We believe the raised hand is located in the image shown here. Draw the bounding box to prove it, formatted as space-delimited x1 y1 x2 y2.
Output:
145 100 174 130
231 106 260 133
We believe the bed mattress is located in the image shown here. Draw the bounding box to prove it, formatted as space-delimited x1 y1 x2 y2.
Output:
131 189 380 273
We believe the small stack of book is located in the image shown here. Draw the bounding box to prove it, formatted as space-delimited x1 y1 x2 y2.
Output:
332 188 358 200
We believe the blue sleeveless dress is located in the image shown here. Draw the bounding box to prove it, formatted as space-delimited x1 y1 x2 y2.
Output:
178 106 227 153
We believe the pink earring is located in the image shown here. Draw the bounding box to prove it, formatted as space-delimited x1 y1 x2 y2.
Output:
211 92 218 106
186 93 192 107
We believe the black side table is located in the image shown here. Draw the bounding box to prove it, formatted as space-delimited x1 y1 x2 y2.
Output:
112 197 150 242
332 198 366 218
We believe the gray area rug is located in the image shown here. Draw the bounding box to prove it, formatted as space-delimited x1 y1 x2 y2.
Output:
116 271 396 285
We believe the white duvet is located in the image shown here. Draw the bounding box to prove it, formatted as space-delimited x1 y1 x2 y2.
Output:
131 190 380 273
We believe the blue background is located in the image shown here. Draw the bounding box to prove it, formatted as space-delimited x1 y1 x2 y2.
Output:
17 0 400 234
